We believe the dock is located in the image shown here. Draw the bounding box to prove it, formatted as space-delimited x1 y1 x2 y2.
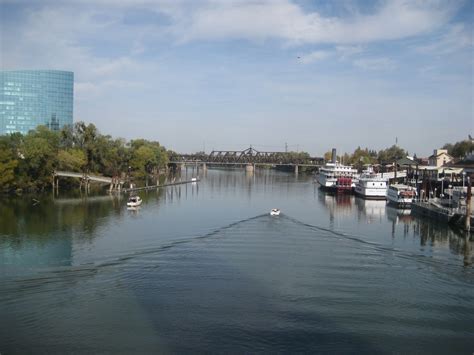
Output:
411 201 473 229
122 178 199 193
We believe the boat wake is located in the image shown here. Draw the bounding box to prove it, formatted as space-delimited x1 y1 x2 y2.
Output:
3 212 470 291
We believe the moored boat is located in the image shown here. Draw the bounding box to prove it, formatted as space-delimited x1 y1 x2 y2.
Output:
336 177 353 193
317 162 359 191
387 184 417 207
354 168 388 200
127 196 142 207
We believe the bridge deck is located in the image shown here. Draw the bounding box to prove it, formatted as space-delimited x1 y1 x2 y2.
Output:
171 161 321 167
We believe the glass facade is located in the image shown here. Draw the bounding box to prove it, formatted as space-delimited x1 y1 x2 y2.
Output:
0 70 73 135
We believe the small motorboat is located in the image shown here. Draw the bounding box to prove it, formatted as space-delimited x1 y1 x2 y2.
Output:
270 208 281 216
127 196 142 207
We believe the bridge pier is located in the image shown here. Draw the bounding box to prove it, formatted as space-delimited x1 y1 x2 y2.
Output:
295 165 299 175
245 164 255 173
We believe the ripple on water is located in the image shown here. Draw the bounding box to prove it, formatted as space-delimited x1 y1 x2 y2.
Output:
1 214 473 353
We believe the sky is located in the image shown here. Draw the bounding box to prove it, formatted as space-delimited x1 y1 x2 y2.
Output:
1 0 473 156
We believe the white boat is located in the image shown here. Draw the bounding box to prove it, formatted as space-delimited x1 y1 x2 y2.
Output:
354 167 388 200
270 208 281 216
316 162 359 191
127 196 142 207
387 184 417 207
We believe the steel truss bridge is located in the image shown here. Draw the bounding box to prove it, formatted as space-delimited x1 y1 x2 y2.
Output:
171 147 324 167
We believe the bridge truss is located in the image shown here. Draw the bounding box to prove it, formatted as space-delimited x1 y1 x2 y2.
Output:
173 147 324 166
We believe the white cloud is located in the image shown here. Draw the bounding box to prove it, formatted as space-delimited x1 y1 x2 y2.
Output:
299 50 331 64
91 57 137 77
335 45 364 59
353 57 397 71
416 23 473 54
170 0 459 45
2 0 470 154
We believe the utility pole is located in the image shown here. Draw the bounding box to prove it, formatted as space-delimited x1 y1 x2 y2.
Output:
465 176 471 232
285 142 288 153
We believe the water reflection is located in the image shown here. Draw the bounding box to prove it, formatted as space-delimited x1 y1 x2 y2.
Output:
315 187 472 265
0 170 472 270
317 190 354 215
355 198 386 224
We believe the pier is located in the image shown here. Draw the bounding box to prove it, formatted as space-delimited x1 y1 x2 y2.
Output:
122 178 199 193
411 201 463 224
52 171 124 192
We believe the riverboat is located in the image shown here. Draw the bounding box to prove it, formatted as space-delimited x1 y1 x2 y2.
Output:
387 184 417 207
127 196 142 207
354 168 388 200
335 177 353 193
316 162 359 191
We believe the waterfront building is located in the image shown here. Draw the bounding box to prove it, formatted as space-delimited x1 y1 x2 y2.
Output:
0 70 73 135
428 149 453 167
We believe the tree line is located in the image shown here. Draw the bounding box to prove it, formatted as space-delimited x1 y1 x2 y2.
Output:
0 122 170 192
1 122 472 193
324 138 473 169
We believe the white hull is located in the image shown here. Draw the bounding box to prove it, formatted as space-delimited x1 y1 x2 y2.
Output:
387 185 417 207
270 209 281 216
354 185 387 199
354 172 388 199
127 196 142 207
317 174 337 188
386 195 413 206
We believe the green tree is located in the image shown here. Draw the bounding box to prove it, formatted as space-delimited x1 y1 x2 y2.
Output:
57 149 86 172
443 140 474 158
349 147 376 168
130 145 157 178
0 138 18 190
0 124 171 192
377 145 407 164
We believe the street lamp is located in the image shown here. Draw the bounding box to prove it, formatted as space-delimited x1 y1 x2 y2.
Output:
462 171 466 188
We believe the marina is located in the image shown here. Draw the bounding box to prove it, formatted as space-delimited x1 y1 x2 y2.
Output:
312 149 474 232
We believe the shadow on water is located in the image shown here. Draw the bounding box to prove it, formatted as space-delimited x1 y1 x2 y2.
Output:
124 214 378 353
0 213 379 353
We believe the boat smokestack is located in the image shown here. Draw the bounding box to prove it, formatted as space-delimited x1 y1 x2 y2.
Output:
331 148 337 163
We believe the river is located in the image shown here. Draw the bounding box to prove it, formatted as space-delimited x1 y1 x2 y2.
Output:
1 169 473 353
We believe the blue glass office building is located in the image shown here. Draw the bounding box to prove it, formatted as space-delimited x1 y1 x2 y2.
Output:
0 70 73 135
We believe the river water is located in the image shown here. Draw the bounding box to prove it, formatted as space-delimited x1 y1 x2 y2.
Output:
1 169 473 353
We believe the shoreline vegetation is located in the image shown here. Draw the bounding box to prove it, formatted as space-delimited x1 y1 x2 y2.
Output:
0 122 472 194
0 122 171 194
